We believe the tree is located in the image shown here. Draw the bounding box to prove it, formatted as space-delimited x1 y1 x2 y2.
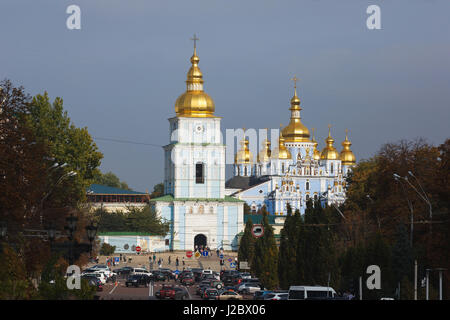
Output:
238 218 255 265
278 208 301 289
252 212 278 289
26 92 103 207
93 171 130 190
391 224 414 285
150 183 164 198
99 243 116 256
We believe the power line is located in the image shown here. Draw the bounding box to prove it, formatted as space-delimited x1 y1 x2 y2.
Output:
93 137 162 148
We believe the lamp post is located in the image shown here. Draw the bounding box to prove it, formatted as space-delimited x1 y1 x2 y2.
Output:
85 221 98 258
393 174 415 247
406 171 433 234
64 213 78 265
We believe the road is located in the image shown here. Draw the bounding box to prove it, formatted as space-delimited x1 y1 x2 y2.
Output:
96 277 253 300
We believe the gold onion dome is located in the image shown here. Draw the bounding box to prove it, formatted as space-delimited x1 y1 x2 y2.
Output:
175 38 215 117
320 125 340 160
340 129 356 165
235 137 253 164
311 128 321 161
281 79 311 143
272 128 292 160
258 138 272 162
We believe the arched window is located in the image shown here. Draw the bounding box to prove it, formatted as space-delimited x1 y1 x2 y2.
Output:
330 163 334 174
314 194 318 201
196 162 204 184
244 166 248 176
282 163 285 173
306 181 310 190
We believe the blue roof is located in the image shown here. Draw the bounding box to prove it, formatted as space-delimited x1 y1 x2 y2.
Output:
87 184 146 195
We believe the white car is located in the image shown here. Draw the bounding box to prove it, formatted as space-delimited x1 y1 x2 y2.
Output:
82 272 107 284
131 268 152 276
264 292 288 300
240 273 252 279
237 283 262 294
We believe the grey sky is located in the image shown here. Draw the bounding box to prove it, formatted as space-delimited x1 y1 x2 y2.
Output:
1 0 449 192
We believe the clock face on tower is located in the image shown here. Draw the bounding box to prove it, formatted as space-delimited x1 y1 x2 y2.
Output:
195 124 203 133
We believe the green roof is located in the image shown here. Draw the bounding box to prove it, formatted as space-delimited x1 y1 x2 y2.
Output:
149 194 244 203
87 184 146 195
244 214 276 225
98 232 158 236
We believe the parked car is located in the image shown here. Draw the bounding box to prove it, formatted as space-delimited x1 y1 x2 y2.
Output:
158 285 189 300
178 271 194 282
220 270 240 280
159 268 175 280
223 275 243 287
238 283 262 294
150 271 167 282
81 275 103 291
125 274 151 287
264 292 289 300
288 286 337 300
217 290 243 300
240 272 252 279
81 272 107 285
253 290 273 300
181 275 195 286
202 288 220 300
131 268 151 276
113 266 134 277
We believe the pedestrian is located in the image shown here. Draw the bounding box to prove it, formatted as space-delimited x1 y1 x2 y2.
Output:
168 256 171 265
153 254 156 263
176 257 179 267
182 257 185 266
216 248 219 257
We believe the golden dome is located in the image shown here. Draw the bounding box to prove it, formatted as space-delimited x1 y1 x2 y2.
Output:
311 128 321 161
235 138 253 164
340 129 356 165
281 81 311 143
257 139 271 162
272 130 292 160
320 125 339 160
175 43 215 117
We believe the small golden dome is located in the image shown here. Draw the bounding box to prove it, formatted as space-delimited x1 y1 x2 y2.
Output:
272 130 292 160
281 84 310 143
257 139 271 162
235 138 253 164
311 128 321 161
340 129 356 165
321 125 339 160
175 44 215 117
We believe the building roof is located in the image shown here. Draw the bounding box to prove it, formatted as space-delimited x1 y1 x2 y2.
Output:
149 194 245 203
87 184 147 195
244 214 276 225
225 175 269 190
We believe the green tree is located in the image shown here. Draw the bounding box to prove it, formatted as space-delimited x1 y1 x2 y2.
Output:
150 183 164 198
238 218 255 266
93 171 130 190
392 224 414 285
252 212 278 289
26 92 103 207
99 243 116 256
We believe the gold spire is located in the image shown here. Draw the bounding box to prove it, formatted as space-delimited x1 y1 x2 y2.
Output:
311 128 321 161
257 138 272 162
340 129 356 165
175 34 215 117
272 125 292 160
235 133 253 164
281 77 311 142
320 125 339 160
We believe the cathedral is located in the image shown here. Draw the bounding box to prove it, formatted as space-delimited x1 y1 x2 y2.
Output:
225 78 356 215
150 39 245 251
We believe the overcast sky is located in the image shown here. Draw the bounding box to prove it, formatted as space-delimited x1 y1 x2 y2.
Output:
1 0 449 192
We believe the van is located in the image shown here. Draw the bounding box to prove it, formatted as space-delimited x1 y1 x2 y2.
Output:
288 286 336 300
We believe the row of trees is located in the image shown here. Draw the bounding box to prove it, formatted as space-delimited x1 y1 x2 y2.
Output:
238 138 449 299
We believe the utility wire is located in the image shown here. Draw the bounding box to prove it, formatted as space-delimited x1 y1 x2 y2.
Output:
93 137 162 148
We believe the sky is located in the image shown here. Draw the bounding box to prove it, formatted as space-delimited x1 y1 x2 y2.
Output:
1 0 449 192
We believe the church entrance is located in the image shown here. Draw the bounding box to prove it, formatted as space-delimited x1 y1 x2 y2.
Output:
194 234 207 249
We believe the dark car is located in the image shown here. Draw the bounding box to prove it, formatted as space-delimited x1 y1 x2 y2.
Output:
158 285 189 300
113 266 134 277
150 271 167 282
178 270 194 282
181 275 195 286
81 275 103 291
220 270 240 280
125 274 151 287
253 290 273 300
159 268 175 280
202 288 220 300
223 275 242 287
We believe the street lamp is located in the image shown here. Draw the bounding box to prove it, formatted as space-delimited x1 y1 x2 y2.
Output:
406 171 433 233
85 221 98 258
0 221 6 238
65 213 78 265
393 173 415 247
